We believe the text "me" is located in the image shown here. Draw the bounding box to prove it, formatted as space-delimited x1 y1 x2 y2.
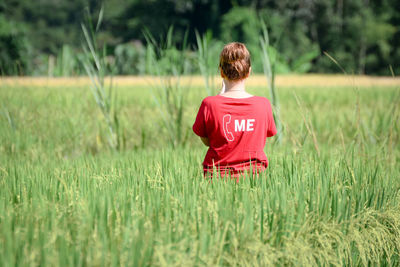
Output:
235 119 255 132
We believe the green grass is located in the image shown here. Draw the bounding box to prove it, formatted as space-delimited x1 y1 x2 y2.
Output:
0 80 399 266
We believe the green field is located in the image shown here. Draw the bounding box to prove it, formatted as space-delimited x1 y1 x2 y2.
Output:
1 77 399 266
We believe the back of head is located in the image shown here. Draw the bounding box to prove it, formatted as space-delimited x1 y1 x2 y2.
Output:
219 42 251 81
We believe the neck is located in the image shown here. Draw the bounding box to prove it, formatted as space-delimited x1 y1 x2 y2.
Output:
223 79 246 92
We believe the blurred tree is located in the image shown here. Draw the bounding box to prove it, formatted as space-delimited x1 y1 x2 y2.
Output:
220 6 263 71
387 0 400 75
310 0 397 74
0 0 398 75
0 13 31 75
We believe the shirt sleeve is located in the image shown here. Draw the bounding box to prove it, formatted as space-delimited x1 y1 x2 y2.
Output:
266 100 277 137
192 100 208 137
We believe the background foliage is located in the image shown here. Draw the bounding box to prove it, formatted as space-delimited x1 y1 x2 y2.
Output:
0 0 399 76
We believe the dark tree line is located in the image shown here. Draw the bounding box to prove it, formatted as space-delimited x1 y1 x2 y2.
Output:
1 0 399 75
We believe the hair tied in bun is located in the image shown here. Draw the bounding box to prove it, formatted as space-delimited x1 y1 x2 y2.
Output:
219 42 251 81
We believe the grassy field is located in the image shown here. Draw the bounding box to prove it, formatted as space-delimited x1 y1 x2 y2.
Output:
1 75 399 266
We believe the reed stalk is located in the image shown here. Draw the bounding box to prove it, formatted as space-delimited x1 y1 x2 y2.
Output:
260 19 282 144
80 7 123 151
195 30 218 96
143 27 190 148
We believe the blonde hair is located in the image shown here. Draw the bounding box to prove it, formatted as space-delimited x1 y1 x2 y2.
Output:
219 42 251 81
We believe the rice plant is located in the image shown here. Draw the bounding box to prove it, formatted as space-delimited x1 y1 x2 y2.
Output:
1 146 399 266
1 74 399 266
293 92 320 155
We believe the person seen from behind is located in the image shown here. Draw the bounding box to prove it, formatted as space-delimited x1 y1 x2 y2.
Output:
192 42 277 180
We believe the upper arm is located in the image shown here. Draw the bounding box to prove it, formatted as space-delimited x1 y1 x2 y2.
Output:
266 100 277 137
193 100 209 138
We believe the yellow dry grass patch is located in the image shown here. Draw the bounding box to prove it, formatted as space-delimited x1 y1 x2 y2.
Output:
1 74 400 88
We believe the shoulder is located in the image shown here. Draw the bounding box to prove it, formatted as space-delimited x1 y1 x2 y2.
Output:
202 95 219 103
201 95 220 106
252 96 272 105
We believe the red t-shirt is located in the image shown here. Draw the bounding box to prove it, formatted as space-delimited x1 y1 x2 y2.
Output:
193 95 277 176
